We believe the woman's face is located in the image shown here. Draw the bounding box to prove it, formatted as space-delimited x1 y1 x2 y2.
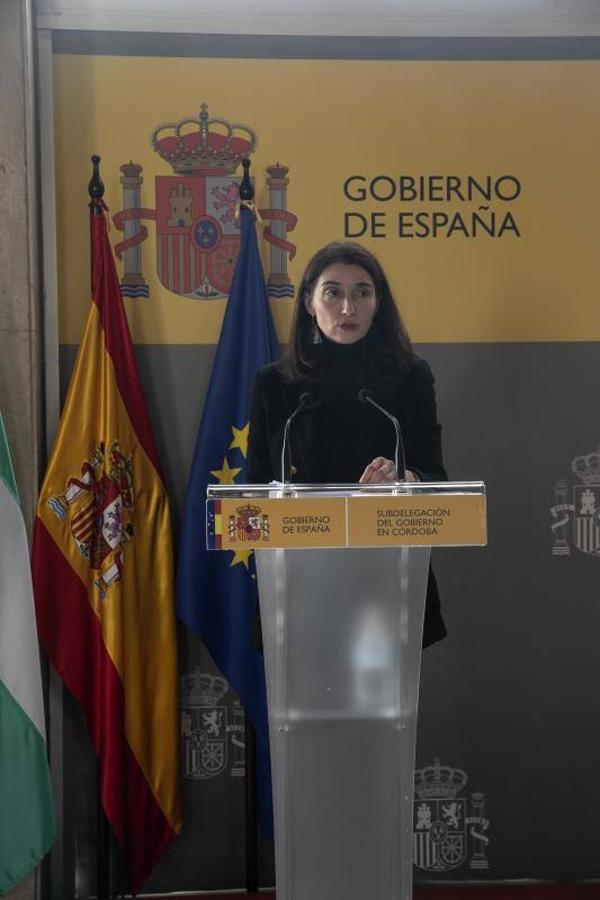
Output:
304 263 379 345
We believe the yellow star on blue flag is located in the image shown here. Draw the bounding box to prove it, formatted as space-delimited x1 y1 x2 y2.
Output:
229 424 249 458
210 456 242 485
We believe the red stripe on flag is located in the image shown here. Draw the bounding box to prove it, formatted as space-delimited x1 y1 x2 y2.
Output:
72 506 94 523
72 516 94 533
72 511 95 537
32 518 176 893
90 214 161 475
72 504 93 524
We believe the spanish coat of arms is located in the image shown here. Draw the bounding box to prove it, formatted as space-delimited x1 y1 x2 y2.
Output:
112 103 297 301
227 504 270 543
47 440 135 599
551 446 600 556
180 671 246 780
413 759 490 873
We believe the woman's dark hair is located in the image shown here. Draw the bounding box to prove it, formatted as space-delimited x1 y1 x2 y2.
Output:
284 241 413 380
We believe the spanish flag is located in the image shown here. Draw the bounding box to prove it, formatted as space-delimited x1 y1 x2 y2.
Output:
32 205 182 892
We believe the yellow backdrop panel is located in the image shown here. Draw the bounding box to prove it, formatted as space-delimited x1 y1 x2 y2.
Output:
53 55 600 345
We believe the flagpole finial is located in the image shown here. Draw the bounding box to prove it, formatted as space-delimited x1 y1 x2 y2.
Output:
89 155 105 217
239 156 254 205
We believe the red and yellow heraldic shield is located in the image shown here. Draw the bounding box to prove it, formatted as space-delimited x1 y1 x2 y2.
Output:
32 209 182 892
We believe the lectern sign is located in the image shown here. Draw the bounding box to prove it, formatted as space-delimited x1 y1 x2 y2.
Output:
208 497 347 549
207 488 487 549
348 494 487 548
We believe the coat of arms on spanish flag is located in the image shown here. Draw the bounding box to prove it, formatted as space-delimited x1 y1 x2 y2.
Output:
32 197 182 892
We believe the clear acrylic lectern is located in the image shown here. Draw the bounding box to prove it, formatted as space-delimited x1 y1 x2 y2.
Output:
207 481 486 900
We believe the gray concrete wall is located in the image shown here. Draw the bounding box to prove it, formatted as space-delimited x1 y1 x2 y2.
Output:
0 0 41 539
0 1 42 898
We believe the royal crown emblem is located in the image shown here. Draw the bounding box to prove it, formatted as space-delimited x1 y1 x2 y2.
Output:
414 758 468 800
551 445 600 556
571 448 600 485
112 102 297 301
181 672 229 706
413 759 490 873
151 104 257 175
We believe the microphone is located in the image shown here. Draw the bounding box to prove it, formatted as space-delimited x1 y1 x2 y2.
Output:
280 392 320 483
358 388 406 481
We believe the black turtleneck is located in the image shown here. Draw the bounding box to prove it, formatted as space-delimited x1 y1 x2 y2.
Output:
314 336 399 483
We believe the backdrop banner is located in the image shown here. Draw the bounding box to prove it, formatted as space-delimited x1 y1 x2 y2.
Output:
52 37 600 893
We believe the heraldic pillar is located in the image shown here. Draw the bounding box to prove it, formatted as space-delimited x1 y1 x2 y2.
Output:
264 163 294 299
118 161 149 298
207 481 487 900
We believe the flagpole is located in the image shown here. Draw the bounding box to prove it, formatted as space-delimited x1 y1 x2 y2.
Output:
89 153 105 218
238 156 260 895
88 154 111 900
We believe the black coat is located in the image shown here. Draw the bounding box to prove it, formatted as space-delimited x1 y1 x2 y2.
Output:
247 351 448 648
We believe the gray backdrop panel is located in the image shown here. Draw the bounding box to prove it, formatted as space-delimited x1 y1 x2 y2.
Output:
59 341 600 890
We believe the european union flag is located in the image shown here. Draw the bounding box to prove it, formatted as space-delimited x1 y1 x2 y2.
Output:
177 205 279 838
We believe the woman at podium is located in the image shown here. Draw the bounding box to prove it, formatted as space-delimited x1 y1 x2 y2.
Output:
248 241 447 647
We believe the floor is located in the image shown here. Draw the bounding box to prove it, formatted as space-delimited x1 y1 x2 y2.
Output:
152 885 600 900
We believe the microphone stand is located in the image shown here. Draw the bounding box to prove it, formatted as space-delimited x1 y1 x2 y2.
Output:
280 393 319 486
358 389 406 481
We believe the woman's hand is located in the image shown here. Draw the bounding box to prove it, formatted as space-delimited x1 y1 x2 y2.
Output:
359 458 419 484
360 457 396 483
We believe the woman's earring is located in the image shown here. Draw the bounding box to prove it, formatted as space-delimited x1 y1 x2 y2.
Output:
311 315 322 345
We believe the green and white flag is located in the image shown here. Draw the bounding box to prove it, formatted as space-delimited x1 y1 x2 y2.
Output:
0 412 55 894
